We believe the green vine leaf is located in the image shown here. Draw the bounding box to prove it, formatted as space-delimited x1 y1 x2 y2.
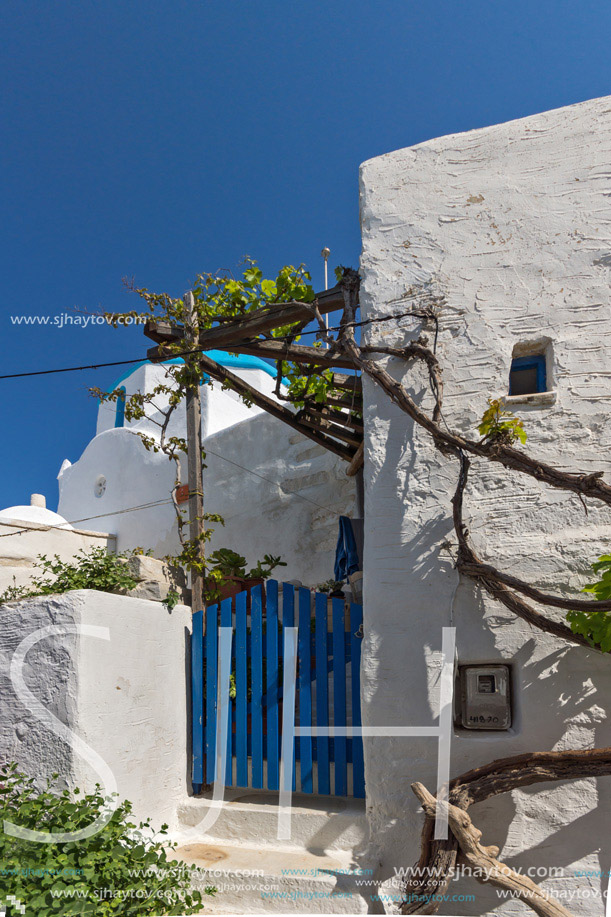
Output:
478 398 527 445
567 554 611 651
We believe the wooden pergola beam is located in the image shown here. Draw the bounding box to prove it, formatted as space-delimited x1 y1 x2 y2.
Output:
297 415 362 447
306 406 364 432
144 284 348 354
346 441 364 477
203 338 356 369
142 283 364 464
331 373 362 392
326 394 362 410
144 319 185 346
196 352 356 462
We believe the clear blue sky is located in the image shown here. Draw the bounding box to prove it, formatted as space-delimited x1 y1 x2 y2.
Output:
2 0 610 512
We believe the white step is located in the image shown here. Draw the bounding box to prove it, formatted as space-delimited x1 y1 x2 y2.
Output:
171 841 371 914
176 788 367 854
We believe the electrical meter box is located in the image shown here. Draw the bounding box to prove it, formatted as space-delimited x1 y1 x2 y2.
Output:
459 665 511 730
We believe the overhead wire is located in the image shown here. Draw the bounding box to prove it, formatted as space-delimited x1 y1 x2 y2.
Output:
0 446 344 540
0 305 435 382
0 302 435 531
204 447 342 516
0 498 176 538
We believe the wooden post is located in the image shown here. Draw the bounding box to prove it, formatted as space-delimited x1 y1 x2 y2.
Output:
184 291 205 613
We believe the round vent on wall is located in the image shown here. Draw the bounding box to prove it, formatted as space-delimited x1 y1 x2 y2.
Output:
94 475 106 498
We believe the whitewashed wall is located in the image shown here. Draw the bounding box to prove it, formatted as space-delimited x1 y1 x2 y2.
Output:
359 96 611 915
59 415 356 588
203 413 357 588
95 360 280 439
0 590 191 830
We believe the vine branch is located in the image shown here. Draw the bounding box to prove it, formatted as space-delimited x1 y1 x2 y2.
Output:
401 748 611 914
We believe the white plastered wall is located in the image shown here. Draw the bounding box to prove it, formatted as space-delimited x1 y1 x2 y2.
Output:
203 413 357 588
95 363 281 439
0 590 191 831
59 415 356 588
359 95 611 915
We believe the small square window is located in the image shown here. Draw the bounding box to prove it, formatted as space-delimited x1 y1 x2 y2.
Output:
509 355 546 395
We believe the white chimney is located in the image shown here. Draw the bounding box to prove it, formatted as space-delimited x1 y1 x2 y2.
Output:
30 494 46 508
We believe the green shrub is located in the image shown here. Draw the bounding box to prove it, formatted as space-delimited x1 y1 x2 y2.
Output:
0 763 213 915
0 547 141 605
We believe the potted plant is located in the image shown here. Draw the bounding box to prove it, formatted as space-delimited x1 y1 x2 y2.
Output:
205 549 286 605
316 579 346 598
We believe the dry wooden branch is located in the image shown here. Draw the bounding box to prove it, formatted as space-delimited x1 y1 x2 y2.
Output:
318 271 608 650
411 783 574 917
457 557 611 612
206 338 357 369
338 304 611 506
401 748 611 914
360 342 444 423
451 452 595 648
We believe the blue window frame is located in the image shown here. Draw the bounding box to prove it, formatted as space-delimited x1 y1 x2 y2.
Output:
509 355 546 396
114 387 126 427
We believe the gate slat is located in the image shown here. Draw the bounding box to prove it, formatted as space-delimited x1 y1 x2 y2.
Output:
350 603 365 798
315 592 330 795
282 582 296 791
251 584 264 788
197 584 363 800
332 597 347 796
205 604 218 784
235 591 248 787
191 609 204 788
266 580 280 791
220 597 233 785
298 587 313 793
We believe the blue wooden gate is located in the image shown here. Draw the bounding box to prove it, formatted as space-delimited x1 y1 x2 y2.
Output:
191 581 365 798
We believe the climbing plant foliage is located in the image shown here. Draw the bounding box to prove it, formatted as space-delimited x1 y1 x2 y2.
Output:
92 259 345 586
568 554 611 651
477 398 527 445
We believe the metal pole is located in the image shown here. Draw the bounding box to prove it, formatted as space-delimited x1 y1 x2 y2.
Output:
321 246 330 291
321 247 330 345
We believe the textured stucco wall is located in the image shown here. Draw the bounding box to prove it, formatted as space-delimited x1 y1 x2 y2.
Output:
359 96 611 915
203 412 357 588
0 590 191 830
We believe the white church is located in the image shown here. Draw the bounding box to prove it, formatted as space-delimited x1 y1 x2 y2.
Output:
56 350 357 585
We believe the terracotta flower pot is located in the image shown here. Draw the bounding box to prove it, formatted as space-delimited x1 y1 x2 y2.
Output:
205 576 266 607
